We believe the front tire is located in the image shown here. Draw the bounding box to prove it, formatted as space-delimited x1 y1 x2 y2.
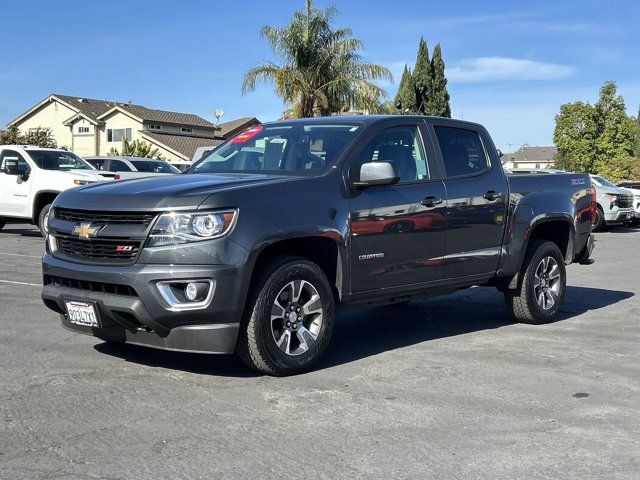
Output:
38 204 52 237
505 240 566 325
236 256 335 376
592 206 605 232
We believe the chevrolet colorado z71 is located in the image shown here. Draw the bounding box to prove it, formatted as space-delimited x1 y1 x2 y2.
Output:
41 116 596 375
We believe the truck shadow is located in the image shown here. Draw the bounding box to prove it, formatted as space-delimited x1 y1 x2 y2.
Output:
318 285 633 370
95 285 632 376
0 225 42 237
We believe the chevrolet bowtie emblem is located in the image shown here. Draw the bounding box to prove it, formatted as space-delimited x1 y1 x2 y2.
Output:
72 223 102 239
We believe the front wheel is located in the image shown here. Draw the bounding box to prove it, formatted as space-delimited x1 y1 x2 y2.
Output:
592 206 605 232
505 240 566 324
236 256 335 376
38 204 52 237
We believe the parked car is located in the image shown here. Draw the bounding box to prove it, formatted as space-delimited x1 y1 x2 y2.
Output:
590 174 635 231
617 181 640 224
41 116 595 375
85 156 181 179
0 145 114 235
192 146 218 163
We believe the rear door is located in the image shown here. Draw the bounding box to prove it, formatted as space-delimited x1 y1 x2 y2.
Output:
0 149 32 217
347 119 447 291
430 124 508 279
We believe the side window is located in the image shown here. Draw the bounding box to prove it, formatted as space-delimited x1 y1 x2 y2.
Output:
434 126 489 178
0 150 29 172
356 125 429 183
109 160 132 172
89 159 105 170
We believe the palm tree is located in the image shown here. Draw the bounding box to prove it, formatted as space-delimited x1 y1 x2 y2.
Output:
242 0 392 118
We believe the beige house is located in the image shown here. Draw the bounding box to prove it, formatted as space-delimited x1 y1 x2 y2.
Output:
502 145 557 170
8 94 260 162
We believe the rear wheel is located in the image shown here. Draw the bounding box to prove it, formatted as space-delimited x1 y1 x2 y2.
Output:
505 240 566 325
37 204 52 237
236 256 335 376
592 206 605 232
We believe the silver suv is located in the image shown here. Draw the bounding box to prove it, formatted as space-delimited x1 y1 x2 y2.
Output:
590 174 635 231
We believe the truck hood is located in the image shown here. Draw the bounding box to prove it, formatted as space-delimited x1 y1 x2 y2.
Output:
54 172 294 211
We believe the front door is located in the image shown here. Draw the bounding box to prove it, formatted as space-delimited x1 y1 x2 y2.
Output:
348 122 446 292
430 124 508 278
0 149 32 217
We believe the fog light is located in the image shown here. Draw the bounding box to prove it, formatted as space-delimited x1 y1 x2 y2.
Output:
185 282 198 301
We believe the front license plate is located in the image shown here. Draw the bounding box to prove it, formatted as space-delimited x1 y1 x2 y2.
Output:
65 300 99 327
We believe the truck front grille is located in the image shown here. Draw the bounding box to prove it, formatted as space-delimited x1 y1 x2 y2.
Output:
44 275 138 297
56 237 141 261
616 194 634 209
55 208 156 225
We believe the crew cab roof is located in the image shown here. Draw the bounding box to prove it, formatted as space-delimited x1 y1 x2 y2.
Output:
264 115 486 130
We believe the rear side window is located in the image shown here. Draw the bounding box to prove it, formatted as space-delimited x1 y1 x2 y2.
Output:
109 160 132 172
434 126 488 177
88 159 105 170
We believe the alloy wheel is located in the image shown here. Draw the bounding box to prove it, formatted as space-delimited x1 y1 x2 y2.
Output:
533 256 562 310
270 279 323 356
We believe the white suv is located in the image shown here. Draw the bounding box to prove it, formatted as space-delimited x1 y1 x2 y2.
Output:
0 145 114 235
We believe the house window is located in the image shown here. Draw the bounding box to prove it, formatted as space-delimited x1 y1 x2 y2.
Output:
181 127 192 133
107 128 132 142
149 124 162 130
78 126 90 134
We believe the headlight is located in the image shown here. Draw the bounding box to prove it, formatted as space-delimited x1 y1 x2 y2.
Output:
147 210 237 247
74 179 94 185
604 193 617 200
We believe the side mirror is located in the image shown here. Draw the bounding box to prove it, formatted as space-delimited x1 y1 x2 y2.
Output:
353 161 400 188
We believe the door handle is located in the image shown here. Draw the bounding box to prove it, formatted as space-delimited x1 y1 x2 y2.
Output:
421 196 443 208
483 190 502 201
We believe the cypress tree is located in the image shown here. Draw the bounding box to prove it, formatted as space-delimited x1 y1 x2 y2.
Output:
412 37 432 115
430 43 451 117
394 65 416 113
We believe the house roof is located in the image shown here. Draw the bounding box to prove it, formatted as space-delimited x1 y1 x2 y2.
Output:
98 104 217 129
503 145 557 164
9 93 216 129
140 131 225 160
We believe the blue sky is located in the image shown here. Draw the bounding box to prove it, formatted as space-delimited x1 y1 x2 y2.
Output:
0 0 638 150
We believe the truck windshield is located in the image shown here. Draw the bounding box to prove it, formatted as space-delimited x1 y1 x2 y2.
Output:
27 150 93 171
592 176 617 188
190 123 361 175
130 160 180 174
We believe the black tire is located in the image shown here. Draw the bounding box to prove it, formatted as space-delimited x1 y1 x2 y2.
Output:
505 240 566 325
236 256 335 376
37 203 52 237
592 206 605 232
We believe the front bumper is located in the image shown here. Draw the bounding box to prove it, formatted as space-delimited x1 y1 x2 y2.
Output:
604 208 635 224
41 253 243 354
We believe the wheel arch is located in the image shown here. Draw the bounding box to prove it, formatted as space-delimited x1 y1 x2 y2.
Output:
32 190 60 224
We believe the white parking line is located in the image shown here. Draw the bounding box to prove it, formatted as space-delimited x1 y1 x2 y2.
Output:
0 279 41 287
0 253 41 259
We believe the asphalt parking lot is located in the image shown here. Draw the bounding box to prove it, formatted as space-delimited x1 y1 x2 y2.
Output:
1 224 639 479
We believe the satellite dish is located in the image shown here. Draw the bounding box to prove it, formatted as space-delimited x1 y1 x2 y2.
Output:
214 109 224 123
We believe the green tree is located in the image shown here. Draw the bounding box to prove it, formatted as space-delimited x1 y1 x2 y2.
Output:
242 0 392 117
0 126 57 147
593 81 635 172
412 38 432 114
430 44 451 117
633 106 640 157
553 101 599 172
597 156 640 183
394 65 416 113
109 138 163 159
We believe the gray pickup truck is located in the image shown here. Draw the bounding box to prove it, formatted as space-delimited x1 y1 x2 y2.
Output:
41 116 596 375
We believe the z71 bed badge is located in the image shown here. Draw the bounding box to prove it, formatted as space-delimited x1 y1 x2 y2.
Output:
571 178 586 185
